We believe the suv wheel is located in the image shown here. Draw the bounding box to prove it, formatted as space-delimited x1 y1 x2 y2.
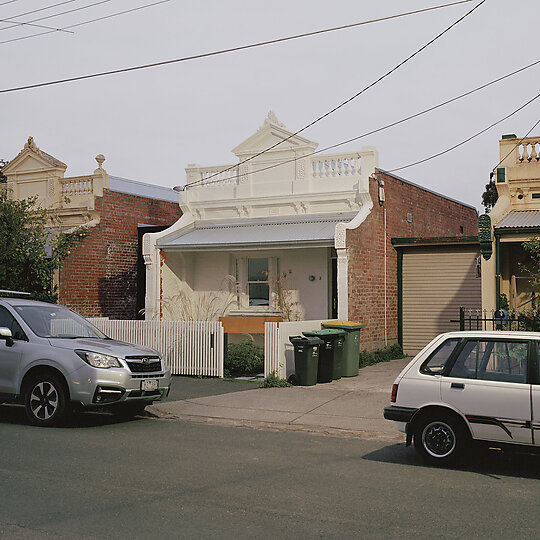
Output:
24 373 68 427
414 414 467 465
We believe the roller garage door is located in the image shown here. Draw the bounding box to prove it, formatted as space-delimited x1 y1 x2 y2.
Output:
401 246 481 355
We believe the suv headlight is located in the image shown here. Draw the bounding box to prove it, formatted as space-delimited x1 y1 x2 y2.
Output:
76 350 122 369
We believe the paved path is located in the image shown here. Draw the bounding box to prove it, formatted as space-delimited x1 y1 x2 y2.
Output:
150 357 410 441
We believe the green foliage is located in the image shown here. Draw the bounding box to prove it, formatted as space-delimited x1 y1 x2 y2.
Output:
224 340 264 377
0 160 7 184
358 343 404 368
0 190 88 302
521 238 540 289
262 371 290 388
481 177 498 211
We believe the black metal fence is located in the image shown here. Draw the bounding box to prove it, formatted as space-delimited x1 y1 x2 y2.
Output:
454 307 540 332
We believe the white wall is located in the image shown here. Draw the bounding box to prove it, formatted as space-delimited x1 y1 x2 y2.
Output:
161 247 330 321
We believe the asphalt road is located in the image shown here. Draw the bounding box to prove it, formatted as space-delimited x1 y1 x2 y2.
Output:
1 392 539 540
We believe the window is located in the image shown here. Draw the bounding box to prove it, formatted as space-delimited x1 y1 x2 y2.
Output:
420 338 460 374
449 340 528 383
247 258 269 307
0 306 27 341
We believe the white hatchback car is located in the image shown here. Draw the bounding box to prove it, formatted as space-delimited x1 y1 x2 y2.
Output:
384 331 540 464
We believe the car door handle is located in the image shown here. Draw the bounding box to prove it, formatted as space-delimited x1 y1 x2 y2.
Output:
451 382 465 389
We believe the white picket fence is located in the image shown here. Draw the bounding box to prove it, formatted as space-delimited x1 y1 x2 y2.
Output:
264 320 335 379
88 319 224 377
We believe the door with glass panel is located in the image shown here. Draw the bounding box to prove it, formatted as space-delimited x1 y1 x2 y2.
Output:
440 339 532 445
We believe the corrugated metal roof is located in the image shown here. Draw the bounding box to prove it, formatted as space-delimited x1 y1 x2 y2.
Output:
109 176 178 203
495 210 540 229
159 217 350 249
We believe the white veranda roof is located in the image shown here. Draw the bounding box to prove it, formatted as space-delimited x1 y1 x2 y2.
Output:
158 216 352 250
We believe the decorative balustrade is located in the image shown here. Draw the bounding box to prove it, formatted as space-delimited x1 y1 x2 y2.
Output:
196 165 240 187
517 137 540 163
189 152 363 188
61 175 94 196
311 153 361 179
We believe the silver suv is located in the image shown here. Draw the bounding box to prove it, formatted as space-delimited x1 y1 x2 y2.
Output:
0 297 171 426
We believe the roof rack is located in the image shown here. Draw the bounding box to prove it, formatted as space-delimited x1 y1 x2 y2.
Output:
0 289 32 297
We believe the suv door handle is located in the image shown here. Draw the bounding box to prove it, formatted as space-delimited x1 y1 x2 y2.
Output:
451 382 465 389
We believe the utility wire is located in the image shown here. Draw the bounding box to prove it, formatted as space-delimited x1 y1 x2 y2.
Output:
176 58 540 188
388 92 540 172
0 17 74 33
0 0 78 29
491 118 540 172
0 0 23 6
0 0 170 44
185 0 486 189
0 0 113 32
0 1 473 82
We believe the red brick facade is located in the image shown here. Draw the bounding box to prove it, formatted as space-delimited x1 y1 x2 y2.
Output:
347 170 478 351
58 190 181 319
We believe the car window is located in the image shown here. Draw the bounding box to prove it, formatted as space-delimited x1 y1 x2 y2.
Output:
14 305 107 339
420 338 460 374
448 339 528 383
0 306 27 341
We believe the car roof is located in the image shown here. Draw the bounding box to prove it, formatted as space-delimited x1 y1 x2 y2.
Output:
438 330 540 339
0 298 63 308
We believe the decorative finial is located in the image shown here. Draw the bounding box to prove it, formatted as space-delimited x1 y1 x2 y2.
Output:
95 154 105 168
264 110 286 128
25 136 37 150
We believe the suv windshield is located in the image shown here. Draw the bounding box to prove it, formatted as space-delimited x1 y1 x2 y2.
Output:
14 305 108 339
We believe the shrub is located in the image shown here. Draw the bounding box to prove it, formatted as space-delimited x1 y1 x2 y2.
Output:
262 371 290 388
224 340 264 377
358 343 404 368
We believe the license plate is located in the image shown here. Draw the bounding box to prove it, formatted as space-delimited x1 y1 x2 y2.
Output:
141 379 158 391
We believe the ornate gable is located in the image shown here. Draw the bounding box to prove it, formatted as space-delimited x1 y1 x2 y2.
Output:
231 111 318 160
3 136 67 175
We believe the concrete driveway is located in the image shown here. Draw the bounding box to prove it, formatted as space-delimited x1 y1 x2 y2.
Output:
150 357 410 441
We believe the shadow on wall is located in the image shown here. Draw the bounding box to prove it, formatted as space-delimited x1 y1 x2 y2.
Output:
98 267 138 320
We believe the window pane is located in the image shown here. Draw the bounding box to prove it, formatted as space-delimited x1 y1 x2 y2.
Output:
248 258 268 282
249 283 269 306
421 338 460 374
450 340 528 383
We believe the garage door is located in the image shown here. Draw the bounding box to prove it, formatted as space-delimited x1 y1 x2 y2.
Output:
402 247 481 355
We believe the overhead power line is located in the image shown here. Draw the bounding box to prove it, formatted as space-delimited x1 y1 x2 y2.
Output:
185 0 486 189
0 0 113 32
0 1 473 80
174 58 540 188
0 17 74 33
0 0 170 44
0 0 78 29
388 92 540 173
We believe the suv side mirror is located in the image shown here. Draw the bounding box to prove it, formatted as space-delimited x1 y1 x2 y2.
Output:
0 327 14 347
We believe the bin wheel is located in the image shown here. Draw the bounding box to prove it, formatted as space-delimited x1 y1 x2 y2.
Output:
288 374 298 386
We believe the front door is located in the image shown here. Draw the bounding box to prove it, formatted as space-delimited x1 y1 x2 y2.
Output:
441 338 532 445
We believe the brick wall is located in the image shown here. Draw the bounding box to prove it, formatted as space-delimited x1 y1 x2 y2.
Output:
58 190 181 319
347 169 478 351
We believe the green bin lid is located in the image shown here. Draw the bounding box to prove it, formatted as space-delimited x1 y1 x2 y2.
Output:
302 329 346 337
321 320 365 330
289 335 323 345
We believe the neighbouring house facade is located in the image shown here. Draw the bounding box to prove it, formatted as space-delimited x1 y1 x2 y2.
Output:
480 134 540 313
144 112 479 350
2 137 182 319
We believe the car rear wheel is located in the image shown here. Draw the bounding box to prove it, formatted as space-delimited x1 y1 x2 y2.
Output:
24 373 68 427
414 414 468 465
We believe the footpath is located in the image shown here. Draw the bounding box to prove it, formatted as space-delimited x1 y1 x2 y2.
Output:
149 357 410 441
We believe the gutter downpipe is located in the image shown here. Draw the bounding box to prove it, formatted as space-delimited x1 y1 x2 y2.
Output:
495 232 501 311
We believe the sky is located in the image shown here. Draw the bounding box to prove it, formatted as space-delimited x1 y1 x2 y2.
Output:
1 0 539 211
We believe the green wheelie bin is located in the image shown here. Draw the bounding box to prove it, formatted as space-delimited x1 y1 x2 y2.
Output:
321 321 365 377
289 335 323 386
302 329 345 383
